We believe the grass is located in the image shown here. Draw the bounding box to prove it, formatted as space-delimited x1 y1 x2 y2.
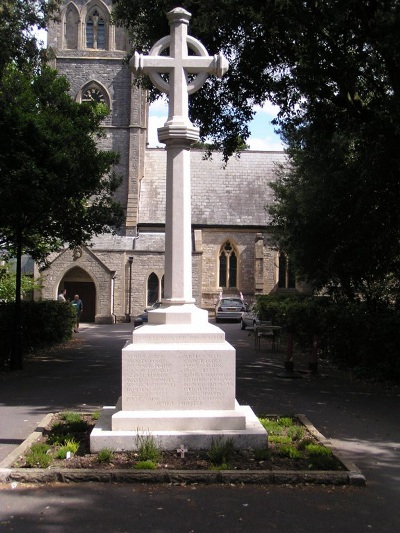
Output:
15 412 345 473
97 448 114 464
135 430 162 462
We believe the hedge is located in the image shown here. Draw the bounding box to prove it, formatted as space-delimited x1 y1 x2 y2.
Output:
255 294 400 382
0 300 76 371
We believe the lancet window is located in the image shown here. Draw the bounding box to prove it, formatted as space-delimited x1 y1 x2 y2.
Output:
86 9 106 49
219 241 238 289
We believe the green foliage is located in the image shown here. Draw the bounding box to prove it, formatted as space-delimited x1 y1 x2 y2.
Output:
0 264 40 302
0 300 75 370
0 65 124 263
97 448 114 464
59 412 88 432
134 460 157 470
25 442 52 468
287 425 305 441
278 445 302 460
0 0 61 76
305 444 336 469
255 294 400 381
268 435 292 445
46 423 74 446
55 439 80 459
114 0 400 306
277 417 294 428
208 437 236 466
135 431 162 462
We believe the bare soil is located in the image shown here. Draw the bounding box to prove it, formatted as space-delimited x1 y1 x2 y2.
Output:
14 413 346 472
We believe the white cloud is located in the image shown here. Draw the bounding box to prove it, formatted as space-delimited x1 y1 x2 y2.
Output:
253 101 280 117
147 113 167 147
148 98 285 151
248 135 284 151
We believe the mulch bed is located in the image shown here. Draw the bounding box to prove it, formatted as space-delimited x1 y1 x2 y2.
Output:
13 413 346 473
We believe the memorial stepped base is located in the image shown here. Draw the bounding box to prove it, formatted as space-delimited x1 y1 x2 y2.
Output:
90 404 268 451
90 305 268 451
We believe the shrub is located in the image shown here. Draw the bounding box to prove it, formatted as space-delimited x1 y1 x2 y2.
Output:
255 294 400 382
0 300 75 370
25 442 52 468
208 437 235 466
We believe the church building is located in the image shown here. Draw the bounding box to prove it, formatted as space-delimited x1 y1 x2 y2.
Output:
38 0 303 323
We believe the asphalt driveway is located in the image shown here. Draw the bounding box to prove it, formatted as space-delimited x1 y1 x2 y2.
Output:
0 321 399 532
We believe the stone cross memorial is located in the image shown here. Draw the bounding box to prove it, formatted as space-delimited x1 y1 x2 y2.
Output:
91 7 267 451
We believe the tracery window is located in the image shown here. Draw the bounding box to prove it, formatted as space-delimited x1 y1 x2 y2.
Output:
86 9 106 49
219 241 238 289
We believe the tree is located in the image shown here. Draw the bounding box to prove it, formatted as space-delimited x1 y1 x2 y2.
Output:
0 66 124 369
112 0 400 303
0 0 60 75
0 264 40 302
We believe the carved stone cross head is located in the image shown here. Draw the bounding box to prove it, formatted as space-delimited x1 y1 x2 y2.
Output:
130 7 229 127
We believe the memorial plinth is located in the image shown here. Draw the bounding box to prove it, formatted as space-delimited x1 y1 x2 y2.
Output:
90 8 267 452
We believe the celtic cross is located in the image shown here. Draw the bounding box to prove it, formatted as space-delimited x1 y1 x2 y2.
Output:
130 8 228 308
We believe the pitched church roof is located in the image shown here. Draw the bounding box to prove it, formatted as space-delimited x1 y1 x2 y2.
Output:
139 149 286 227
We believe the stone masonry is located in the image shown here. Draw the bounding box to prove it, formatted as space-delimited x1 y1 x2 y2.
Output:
37 1 305 323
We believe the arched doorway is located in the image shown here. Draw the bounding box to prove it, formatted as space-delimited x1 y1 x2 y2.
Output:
58 267 96 322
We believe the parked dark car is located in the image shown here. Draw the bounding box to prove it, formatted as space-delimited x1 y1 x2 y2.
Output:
215 297 246 322
134 301 161 327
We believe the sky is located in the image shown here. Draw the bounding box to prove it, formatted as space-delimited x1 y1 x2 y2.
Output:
148 98 285 151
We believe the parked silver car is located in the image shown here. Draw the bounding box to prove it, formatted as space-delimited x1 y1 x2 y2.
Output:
215 297 246 322
240 304 260 330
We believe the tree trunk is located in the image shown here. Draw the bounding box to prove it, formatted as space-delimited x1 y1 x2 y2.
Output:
10 230 23 371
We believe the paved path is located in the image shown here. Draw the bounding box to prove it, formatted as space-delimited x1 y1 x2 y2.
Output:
0 322 399 532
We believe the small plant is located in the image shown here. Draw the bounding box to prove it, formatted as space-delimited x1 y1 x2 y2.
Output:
288 425 305 441
135 430 162 462
92 410 101 420
134 460 157 470
306 443 336 469
297 438 314 451
259 417 283 435
277 417 294 427
279 445 302 460
55 439 80 459
254 446 270 461
25 442 52 468
208 437 236 466
59 412 88 432
268 435 292 444
97 448 114 463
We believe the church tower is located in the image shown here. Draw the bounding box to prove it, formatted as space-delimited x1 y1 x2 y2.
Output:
38 0 148 323
47 0 147 235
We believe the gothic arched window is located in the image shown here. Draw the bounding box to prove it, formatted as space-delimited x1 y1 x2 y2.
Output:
147 273 159 306
219 241 238 289
64 4 79 49
86 9 106 49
